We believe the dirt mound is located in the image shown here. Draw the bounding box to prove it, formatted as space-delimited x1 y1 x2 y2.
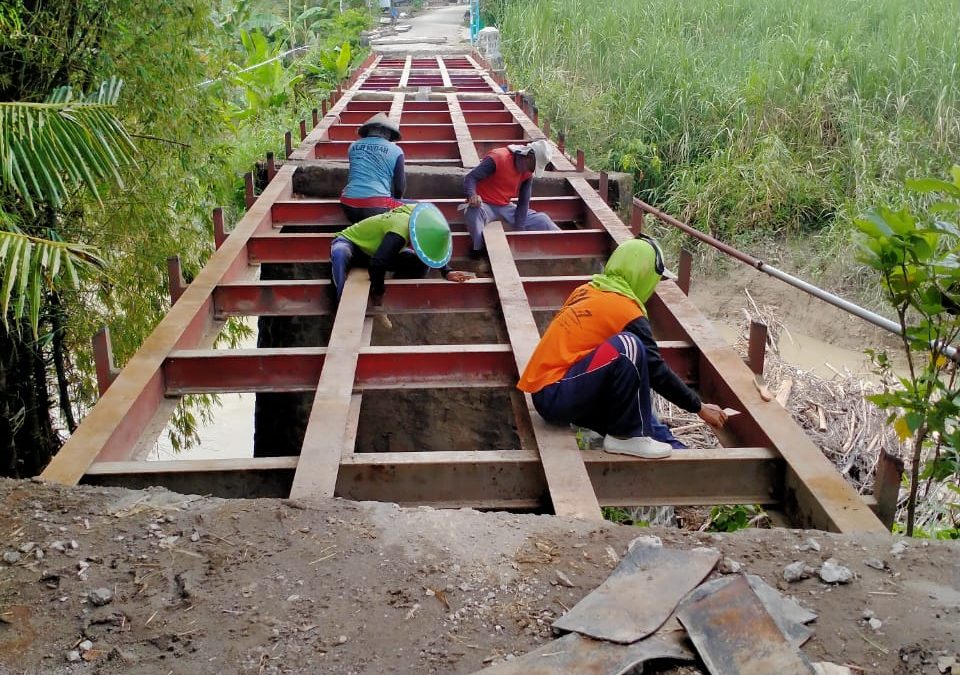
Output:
0 479 957 674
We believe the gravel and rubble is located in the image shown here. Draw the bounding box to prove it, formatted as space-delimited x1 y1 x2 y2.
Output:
0 478 958 674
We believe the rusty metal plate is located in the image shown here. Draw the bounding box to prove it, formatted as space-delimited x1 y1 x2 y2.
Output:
677 575 814 675
677 575 816 647
553 539 719 643
473 629 693 675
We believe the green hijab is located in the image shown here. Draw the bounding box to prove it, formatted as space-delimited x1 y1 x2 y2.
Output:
590 238 662 313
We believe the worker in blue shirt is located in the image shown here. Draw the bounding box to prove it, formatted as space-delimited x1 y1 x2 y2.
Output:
340 113 407 223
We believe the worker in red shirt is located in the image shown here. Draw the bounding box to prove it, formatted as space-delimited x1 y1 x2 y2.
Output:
518 236 728 458
462 140 560 263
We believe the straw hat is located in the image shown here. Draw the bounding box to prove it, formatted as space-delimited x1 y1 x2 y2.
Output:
358 113 401 141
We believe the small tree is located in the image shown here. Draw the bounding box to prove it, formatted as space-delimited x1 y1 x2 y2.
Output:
855 166 960 537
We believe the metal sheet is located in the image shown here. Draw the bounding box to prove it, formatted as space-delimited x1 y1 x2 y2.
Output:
553 540 719 643
677 575 814 675
473 630 692 675
678 575 816 647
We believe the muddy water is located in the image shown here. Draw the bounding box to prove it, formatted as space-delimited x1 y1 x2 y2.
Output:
713 323 878 379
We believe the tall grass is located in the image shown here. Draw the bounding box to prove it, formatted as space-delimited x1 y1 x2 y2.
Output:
495 0 960 273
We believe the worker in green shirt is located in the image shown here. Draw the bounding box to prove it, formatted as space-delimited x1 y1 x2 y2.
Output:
330 203 472 304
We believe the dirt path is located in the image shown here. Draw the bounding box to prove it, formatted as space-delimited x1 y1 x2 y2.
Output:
1 480 957 674
371 3 470 55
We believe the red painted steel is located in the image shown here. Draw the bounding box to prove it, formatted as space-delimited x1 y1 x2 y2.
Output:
45 52 881 531
315 140 460 160
269 196 585 226
212 277 596 318
245 230 611 263
163 346 520 394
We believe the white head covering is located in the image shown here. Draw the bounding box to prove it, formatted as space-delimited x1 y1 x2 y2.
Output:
507 139 553 177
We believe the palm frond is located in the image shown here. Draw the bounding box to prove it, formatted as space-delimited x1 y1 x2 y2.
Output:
0 223 105 336
0 77 137 214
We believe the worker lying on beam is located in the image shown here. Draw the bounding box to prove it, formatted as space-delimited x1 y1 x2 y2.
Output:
518 236 728 458
340 113 407 224
462 140 560 267
330 203 472 305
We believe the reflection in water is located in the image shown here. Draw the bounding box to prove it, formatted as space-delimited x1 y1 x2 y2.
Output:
150 319 258 461
151 393 255 461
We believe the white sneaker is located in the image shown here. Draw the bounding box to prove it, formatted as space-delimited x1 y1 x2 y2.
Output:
602 435 673 459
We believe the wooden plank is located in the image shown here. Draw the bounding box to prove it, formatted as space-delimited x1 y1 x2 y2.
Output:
447 93 481 167
389 91 405 124
398 55 412 89
39 165 296 484
436 55 452 88
485 223 602 520
344 318 374 460
289 270 369 499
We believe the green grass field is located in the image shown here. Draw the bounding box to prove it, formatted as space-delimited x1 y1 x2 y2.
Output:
494 0 959 261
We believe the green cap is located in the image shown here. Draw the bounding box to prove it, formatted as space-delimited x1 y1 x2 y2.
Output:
408 203 452 268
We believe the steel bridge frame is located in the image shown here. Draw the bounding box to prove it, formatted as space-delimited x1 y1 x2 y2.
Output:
41 53 885 533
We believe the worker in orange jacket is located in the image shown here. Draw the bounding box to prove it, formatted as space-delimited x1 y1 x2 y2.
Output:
518 236 728 458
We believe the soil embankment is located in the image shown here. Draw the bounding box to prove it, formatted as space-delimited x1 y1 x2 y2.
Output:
1 479 957 674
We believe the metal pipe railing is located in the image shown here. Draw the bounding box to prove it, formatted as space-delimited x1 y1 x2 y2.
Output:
633 198 959 361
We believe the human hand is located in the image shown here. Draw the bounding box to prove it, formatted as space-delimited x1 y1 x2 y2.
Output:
445 270 475 283
466 194 482 208
698 403 728 429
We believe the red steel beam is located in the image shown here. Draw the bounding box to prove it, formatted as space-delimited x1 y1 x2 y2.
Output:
398 111 453 124
163 345 520 394
327 124 457 141
270 196 585 226
246 229 612 263
315 140 460 160
82 448 781 507
162 341 693 395
213 277 585 317
468 123 525 140
464 111 514 124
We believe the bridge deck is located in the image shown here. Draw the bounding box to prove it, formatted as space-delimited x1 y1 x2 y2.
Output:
41 53 884 533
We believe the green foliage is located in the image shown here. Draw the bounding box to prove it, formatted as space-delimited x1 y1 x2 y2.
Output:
0 79 132 336
495 0 960 261
303 41 353 86
601 507 649 527
0 79 136 214
228 30 304 120
707 505 767 532
0 0 371 471
856 167 960 536
892 521 960 540
0 226 104 337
